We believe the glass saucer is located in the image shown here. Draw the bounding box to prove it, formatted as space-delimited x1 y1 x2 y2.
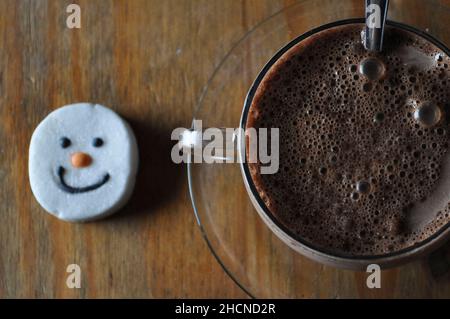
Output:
188 0 450 298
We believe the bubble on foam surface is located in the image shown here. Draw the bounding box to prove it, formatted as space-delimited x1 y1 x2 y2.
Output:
414 101 443 128
246 24 450 256
359 57 386 81
373 112 385 123
356 180 371 194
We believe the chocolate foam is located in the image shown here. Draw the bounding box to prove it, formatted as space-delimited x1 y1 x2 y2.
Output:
246 24 450 256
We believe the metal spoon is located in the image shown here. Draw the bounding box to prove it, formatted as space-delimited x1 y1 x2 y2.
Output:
363 0 390 52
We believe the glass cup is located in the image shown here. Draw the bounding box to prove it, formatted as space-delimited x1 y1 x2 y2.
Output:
184 0 450 297
240 18 450 269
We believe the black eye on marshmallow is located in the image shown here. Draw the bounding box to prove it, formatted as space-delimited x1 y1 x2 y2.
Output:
60 137 71 148
93 138 104 147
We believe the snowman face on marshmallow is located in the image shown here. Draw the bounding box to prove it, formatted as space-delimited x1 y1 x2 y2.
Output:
56 136 110 194
29 103 139 222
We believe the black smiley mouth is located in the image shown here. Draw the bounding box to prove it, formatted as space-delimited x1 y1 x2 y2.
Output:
57 166 110 194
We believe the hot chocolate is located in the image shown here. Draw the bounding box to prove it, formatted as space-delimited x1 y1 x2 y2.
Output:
246 23 450 256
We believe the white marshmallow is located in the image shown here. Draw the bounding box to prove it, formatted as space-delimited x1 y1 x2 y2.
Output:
29 103 139 222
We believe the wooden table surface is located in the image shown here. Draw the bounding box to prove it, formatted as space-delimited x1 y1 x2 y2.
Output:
1 0 450 298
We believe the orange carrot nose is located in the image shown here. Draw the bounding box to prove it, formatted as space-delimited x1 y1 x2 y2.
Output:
71 152 93 168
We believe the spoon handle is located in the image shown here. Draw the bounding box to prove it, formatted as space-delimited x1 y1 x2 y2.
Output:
364 0 390 52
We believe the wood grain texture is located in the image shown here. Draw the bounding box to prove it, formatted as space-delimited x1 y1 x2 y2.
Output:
0 0 450 298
